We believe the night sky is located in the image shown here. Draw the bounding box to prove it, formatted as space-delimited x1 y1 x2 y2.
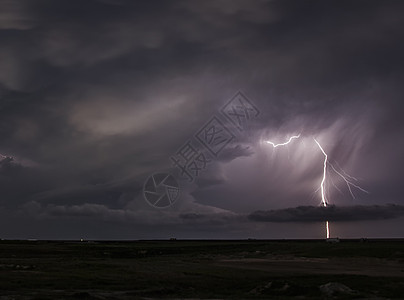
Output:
1 0 404 239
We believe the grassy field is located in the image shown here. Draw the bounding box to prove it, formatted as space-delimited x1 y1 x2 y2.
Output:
0 239 403 299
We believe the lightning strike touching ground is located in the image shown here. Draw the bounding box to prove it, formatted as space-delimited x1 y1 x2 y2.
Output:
313 139 331 239
265 134 369 239
313 138 369 239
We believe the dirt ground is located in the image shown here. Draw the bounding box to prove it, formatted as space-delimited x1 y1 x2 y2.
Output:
216 255 404 277
0 239 403 299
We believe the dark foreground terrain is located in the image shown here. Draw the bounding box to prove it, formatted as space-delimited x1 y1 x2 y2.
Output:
0 239 403 299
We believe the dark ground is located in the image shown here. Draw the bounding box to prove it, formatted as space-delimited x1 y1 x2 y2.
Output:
0 239 403 299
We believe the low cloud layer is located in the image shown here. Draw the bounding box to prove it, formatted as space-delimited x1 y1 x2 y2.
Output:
249 205 404 223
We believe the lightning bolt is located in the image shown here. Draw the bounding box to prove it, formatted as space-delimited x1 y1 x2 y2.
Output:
314 139 328 207
265 134 368 239
266 134 301 148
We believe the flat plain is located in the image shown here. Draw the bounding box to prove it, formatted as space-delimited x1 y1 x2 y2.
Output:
0 239 403 299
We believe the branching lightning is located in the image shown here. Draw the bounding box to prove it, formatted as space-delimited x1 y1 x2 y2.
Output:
329 163 369 198
265 134 368 239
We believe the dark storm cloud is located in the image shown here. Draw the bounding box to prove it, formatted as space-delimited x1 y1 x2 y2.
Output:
179 211 244 224
249 204 404 223
0 0 403 238
216 145 254 163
